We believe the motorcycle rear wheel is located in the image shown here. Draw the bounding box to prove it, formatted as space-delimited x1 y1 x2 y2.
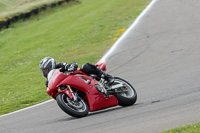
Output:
112 77 137 106
56 93 89 118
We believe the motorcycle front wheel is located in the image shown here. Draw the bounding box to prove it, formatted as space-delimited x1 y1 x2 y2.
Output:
56 93 89 118
111 77 137 106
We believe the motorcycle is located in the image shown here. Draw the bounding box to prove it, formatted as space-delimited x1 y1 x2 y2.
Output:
46 60 137 118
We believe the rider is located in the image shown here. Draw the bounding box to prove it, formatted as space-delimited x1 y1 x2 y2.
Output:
39 57 114 87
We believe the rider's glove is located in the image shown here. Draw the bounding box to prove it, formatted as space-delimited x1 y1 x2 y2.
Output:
67 62 78 72
60 63 68 73
68 66 75 72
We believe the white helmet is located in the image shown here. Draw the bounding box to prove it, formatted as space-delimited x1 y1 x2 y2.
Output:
39 57 56 77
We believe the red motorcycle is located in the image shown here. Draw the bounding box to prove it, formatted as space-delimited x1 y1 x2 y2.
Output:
47 60 137 118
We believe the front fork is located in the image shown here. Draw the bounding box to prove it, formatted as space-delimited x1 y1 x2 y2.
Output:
67 85 78 101
57 85 77 101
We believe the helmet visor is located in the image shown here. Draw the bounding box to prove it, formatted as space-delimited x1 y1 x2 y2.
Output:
41 68 50 77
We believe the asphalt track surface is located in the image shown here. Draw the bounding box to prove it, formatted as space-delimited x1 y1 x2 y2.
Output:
1 0 200 133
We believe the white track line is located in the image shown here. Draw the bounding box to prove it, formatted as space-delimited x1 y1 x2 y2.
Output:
101 0 158 61
0 0 158 118
0 99 53 118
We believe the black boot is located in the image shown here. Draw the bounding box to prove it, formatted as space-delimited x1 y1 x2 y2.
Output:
98 69 115 86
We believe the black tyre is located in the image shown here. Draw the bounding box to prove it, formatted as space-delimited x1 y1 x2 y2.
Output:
56 93 89 118
112 77 137 106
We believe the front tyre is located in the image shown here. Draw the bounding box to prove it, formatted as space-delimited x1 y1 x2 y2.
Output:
56 93 89 118
112 77 137 106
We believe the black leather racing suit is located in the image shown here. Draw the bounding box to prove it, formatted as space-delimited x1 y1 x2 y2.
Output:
45 62 113 87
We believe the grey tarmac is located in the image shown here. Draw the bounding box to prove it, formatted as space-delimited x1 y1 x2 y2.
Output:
1 0 200 133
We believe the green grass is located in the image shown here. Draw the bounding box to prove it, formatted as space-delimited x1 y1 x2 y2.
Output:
161 123 200 133
0 0 151 115
0 0 61 18
1 1 199 133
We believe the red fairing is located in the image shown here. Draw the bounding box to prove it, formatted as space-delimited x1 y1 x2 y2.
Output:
48 70 66 90
58 74 118 111
47 69 67 98
46 67 118 112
